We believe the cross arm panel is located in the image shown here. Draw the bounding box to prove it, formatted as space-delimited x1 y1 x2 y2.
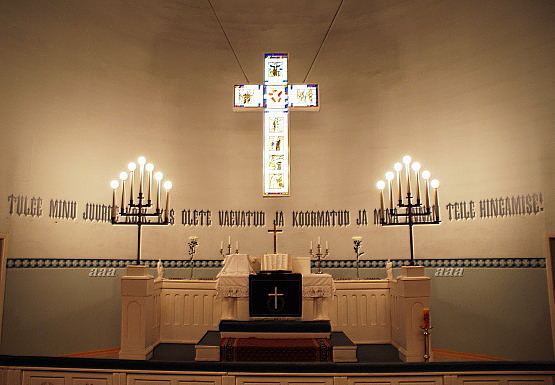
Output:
233 84 264 112
288 84 320 111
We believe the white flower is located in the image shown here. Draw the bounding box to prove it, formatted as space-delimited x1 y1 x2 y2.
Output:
352 236 362 241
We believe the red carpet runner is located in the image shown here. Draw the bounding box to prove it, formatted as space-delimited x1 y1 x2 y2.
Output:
220 338 333 362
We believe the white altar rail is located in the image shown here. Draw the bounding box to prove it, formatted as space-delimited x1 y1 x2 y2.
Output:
159 280 223 344
330 281 391 344
120 266 431 361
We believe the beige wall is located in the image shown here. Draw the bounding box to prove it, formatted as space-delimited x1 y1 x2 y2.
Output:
0 0 552 262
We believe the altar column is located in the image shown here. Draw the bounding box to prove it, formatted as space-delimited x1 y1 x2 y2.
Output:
390 266 432 362
119 266 159 360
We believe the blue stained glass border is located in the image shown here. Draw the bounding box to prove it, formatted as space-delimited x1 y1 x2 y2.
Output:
5 257 546 269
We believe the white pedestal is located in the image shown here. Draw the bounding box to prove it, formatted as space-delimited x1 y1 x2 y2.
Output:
390 265 432 362
119 265 157 360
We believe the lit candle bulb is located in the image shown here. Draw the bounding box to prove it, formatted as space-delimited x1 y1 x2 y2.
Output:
431 179 440 219
385 171 394 210
137 156 146 198
402 155 411 198
128 162 137 203
119 171 128 214
411 162 421 203
110 180 119 220
422 170 431 209
145 163 154 203
163 180 172 222
377 180 386 222
394 162 402 203
154 171 163 211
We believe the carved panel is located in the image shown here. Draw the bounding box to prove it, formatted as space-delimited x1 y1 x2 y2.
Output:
127 373 221 385
347 377 442 385
237 377 332 385
330 288 391 344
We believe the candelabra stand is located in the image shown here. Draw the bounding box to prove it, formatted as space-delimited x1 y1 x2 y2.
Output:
220 243 232 258
309 243 329 274
421 326 433 362
112 192 169 263
110 156 172 263
377 155 441 266
379 192 440 266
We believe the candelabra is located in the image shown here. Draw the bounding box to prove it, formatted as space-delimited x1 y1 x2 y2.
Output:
220 237 236 258
376 155 440 266
352 236 364 279
309 237 329 274
110 156 173 262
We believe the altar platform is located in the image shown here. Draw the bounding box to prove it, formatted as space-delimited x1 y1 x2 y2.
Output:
119 263 433 363
151 340 400 363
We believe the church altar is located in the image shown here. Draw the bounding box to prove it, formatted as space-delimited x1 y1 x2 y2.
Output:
119 259 431 363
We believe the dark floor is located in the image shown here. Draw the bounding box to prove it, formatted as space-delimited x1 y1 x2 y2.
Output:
150 342 401 363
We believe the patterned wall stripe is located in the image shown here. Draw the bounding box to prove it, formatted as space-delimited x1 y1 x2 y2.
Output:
5 257 546 269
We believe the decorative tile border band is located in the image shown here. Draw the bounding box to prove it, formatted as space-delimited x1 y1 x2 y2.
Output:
5 257 546 269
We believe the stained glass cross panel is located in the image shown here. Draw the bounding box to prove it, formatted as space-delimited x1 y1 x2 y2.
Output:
234 53 319 197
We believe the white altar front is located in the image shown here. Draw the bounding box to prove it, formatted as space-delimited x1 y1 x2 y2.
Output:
119 260 431 363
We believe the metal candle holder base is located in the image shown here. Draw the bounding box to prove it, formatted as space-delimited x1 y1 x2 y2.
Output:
111 192 170 263
379 192 440 266
310 243 329 274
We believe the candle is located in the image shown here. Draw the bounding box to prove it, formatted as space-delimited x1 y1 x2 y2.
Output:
163 180 172 222
385 171 394 210
236 240 239 252
416 173 420 202
128 162 136 203
165 190 170 221
220 240 223 250
110 180 119 220
402 155 411 198
405 165 411 196
318 236 321 246
146 164 154 203
310 240 313 252
394 162 402 203
425 179 430 209
138 156 146 197
411 162 421 203
119 172 128 215
422 170 431 209
228 235 231 246
388 179 393 209
423 308 430 329
325 240 328 251
154 172 163 211
377 180 385 222
129 170 134 203
431 179 440 219
380 189 384 221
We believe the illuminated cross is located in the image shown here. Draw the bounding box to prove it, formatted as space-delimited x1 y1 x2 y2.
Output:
268 286 284 310
234 53 320 197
